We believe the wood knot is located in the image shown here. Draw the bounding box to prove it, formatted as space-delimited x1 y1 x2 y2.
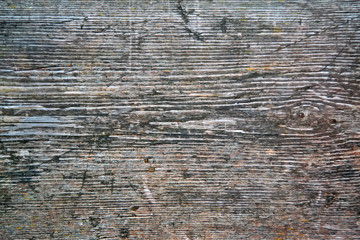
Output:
267 104 338 135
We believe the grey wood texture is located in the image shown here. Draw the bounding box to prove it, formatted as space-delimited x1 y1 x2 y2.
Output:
1 0 360 239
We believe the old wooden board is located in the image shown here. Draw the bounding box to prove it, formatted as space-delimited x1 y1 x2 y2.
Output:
1 0 360 239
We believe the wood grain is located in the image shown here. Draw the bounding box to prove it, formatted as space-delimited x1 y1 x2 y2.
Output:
1 0 360 239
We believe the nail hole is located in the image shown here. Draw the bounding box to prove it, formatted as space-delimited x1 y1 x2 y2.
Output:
297 112 305 118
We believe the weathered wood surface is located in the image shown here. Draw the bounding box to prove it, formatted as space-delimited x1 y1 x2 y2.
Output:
1 0 360 239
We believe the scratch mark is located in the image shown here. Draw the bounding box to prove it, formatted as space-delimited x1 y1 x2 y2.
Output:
177 0 204 42
177 0 189 24
185 26 204 42
142 174 157 205
143 182 156 205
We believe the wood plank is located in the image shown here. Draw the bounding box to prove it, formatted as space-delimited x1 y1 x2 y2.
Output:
1 0 359 239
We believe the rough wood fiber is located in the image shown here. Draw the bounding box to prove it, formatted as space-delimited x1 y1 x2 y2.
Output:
1 0 360 239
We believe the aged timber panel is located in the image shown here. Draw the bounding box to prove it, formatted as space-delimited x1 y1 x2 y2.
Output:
1 0 360 239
